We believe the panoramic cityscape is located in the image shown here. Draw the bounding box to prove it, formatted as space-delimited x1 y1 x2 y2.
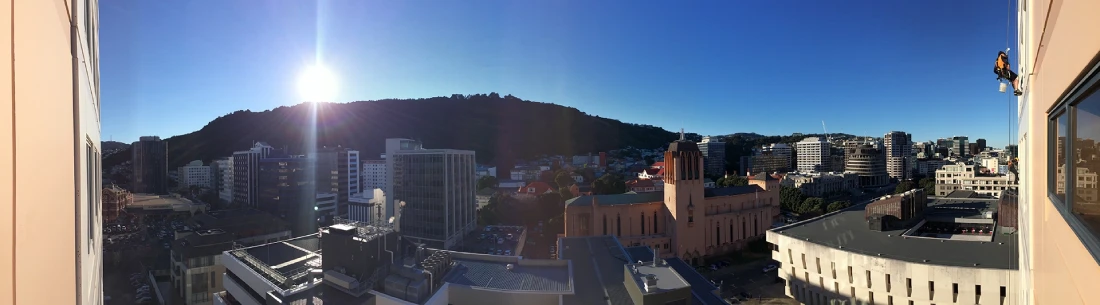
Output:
3 1 1100 305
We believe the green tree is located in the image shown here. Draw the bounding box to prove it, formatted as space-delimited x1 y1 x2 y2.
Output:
826 200 851 213
918 177 936 195
895 181 916 194
477 175 499 190
559 187 576 201
780 186 805 211
592 173 626 195
798 197 825 215
555 171 575 189
717 175 748 187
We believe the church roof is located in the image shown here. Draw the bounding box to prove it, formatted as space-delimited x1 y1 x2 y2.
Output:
749 172 779 181
667 140 699 152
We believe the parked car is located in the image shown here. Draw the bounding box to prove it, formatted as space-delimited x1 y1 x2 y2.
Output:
762 264 778 273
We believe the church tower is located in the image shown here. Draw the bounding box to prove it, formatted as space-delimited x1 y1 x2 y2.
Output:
663 129 706 262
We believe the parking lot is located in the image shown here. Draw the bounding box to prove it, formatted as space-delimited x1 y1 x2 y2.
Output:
459 225 526 256
103 212 193 305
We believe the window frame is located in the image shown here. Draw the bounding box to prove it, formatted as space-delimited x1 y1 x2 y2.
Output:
1046 51 1100 263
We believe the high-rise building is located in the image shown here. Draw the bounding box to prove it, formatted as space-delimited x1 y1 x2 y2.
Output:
795 137 830 172
232 142 274 207
388 138 477 249
951 136 970 157
697 136 726 177
1 1 104 304
884 131 913 180
976 138 988 152
214 157 233 203
131 136 168 194
177 160 211 189
757 143 793 170
1016 1 1100 302
257 154 315 235
313 146 360 217
362 158 387 190
1005 144 1019 159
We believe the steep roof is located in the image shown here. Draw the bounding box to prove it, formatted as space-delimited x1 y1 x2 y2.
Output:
668 140 699 152
749 172 778 181
565 192 664 207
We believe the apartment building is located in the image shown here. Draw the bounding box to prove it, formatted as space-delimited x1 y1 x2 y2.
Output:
934 164 1016 198
0 1 103 304
796 137 830 172
179 160 212 189
362 159 386 190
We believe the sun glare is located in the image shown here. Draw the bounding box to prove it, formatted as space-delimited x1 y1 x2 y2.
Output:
297 64 338 102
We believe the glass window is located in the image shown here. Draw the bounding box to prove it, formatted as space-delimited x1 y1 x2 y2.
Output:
1072 89 1100 238
1052 112 1068 203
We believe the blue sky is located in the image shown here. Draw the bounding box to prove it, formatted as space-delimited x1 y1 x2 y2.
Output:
100 0 1019 147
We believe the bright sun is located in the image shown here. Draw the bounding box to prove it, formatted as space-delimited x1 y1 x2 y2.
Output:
297 64 338 102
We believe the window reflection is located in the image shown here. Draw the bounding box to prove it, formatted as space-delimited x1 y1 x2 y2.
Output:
1055 113 1067 202
1074 91 1100 237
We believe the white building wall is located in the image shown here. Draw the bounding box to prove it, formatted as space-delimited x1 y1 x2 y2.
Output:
219 158 233 202
767 232 1018 305
179 160 212 188
362 160 387 193
796 138 830 172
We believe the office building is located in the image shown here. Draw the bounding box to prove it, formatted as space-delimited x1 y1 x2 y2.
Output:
698 136 726 177
976 138 987 153
767 189 1019 304
102 185 132 224
313 146 360 216
884 131 913 180
934 163 1016 198
563 135 781 263
950 136 970 157
0 1 103 304
1004 144 1018 159
215 220 726 305
232 142 274 207
387 138 477 249
257 154 315 235
917 158 948 177
780 172 859 198
132 136 169 194
169 209 291 305
362 159 387 190
215 158 233 203
348 188 386 224
179 160 212 189
845 144 889 187
796 137 830 172
758 143 793 170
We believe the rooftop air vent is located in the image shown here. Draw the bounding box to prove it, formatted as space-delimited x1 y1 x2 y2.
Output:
506 264 514 271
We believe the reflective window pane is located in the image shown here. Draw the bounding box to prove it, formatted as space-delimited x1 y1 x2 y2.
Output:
1054 113 1068 203
1073 90 1100 238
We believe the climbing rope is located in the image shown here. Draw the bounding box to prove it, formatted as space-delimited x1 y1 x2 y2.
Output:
1006 0 1015 147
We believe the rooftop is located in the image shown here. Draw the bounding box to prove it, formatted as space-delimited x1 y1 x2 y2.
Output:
443 255 573 292
566 185 767 207
771 197 1019 269
228 234 323 290
188 209 289 235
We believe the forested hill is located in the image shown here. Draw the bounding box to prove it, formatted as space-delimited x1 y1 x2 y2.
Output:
118 93 680 169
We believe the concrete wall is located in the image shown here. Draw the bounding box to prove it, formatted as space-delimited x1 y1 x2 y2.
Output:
1017 0 1100 304
768 232 1018 305
445 284 562 305
0 1 103 305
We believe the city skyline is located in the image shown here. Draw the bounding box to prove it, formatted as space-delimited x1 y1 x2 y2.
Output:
100 0 1018 147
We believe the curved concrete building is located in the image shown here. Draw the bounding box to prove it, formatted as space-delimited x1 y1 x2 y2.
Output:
768 190 1020 305
845 144 889 188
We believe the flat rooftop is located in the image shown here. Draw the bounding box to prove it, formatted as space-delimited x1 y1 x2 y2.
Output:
229 234 323 290
772 198 1019 269
443 255 573 292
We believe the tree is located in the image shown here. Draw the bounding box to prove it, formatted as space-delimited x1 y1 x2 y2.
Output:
559 187 576 201
895 181 916 194
798 197 825 215
643 156 655 166
555 171 575 189
477 175 499 190
826 200 851 213
918 177 936 195
717 175 748 187
780 186 806 211
592 173 627 195
539 170 556 183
